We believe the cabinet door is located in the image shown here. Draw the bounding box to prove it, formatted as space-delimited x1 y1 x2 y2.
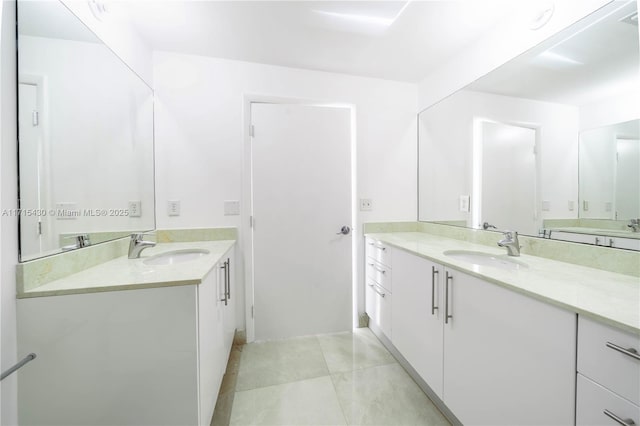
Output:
198 270 224 426
392 249 444 397
442 268 576 425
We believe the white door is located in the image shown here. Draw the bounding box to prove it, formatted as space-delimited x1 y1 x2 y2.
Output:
251 103 352 341
18 82 44 257
481 122 537 234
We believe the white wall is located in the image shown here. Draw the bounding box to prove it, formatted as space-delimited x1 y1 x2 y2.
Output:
1 1 19 424
419 90 580 228
153 52 418 331
417 0 612 112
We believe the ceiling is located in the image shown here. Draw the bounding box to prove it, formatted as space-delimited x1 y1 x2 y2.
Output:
111 0 527 83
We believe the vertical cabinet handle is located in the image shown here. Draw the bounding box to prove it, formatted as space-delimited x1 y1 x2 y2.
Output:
220 261 228 306
445 271 453 324
226 258 231 300
603 409 636 426
431 266 439 315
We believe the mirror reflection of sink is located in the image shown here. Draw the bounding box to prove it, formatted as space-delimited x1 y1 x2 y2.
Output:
143 249 210 266
443 250 528 270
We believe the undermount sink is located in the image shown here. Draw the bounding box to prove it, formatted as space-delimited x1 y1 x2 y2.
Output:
443 250 528 270
143 249 210 266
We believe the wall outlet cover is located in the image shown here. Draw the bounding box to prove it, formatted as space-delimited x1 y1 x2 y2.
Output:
459 195 470 212
167 200 180 216
128 200 142 217
568 200 575 211
542 200 550 211
604 202 612 212
224 200 240 215
359 198 372 211
55 202 77 220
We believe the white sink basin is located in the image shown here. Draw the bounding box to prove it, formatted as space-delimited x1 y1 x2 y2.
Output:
443 250 528 270
143 249 210 266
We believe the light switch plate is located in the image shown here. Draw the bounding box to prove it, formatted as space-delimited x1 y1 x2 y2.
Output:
359 198 372 211
128 200 141 217
167 200 180 216
459 195 470 212
224 200 240 216
604 202 612 212
583 200 589 211
568 200 575 211
542 200 550 211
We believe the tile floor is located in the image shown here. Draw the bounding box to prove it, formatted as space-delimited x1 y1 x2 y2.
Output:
226 328 451 425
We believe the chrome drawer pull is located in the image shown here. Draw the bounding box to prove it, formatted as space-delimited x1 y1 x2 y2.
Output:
431 266 439 315
373 286 386 298
606 342 640 361
604 409 636 426
376 246 386 251
374 266 386 274
367 241 374 246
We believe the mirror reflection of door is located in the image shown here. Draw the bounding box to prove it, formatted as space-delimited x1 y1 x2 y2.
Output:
615 138 640 220
18 77 50 253
480 122 538 235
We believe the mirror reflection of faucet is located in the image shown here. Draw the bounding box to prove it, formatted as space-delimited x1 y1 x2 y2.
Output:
627 219 640 233
61 234 91 251
483 222 497 230
497 231 521 257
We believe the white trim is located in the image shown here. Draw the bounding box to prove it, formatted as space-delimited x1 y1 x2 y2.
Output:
241 94 357 342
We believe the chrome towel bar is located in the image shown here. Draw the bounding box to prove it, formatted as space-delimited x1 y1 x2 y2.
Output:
1 353 36 381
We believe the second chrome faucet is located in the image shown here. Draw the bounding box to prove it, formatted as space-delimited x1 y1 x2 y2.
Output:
498 230 521 257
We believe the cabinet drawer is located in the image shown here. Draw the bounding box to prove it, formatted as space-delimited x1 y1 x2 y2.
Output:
365 258 392 292
578 316 640 405
365 238 392 267
366 278 391 339
577 374 640 426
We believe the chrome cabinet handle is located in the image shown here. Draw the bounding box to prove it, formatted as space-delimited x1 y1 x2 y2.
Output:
374 266 386 274
445 271 453 324
431 266 439 315
367 241 374 246
225 258 231 300
220 262 228 306
604 409 636 426
376 245 386 251
606 342 640 361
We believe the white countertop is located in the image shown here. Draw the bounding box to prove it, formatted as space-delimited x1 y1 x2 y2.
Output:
18 240 235 299
366 232 640 335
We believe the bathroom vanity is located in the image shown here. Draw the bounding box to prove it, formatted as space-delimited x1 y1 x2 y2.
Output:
365 232 639 426
16 240 236 426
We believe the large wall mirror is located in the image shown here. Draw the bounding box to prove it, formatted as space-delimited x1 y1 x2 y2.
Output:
418 0 639 250
17 1 155 261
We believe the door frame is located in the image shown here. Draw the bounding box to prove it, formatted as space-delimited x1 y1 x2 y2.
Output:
241 94 357 342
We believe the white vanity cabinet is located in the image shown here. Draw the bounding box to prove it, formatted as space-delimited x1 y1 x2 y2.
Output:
391 249 444 397
374 240 577 425
442 267 576 425
576 316 640 425
17 249 236 426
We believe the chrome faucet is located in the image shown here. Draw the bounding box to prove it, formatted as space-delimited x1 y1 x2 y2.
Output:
627 219 640 233
61 234 91 251
128 233 156 259
498 230 521 257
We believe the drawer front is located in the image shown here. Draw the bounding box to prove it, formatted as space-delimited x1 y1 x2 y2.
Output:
365 258 392 292
578 316 640 405
365 238 392 267
366 278 391 339
577 374 640 426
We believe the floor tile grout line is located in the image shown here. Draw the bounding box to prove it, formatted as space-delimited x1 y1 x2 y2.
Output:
234 371 333 394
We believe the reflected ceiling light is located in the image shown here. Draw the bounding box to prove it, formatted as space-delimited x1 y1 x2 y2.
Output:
536 50 583 66
313 2 410 28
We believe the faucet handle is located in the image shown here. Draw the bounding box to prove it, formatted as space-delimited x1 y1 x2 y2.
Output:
502 230 516 239
130 232 155 242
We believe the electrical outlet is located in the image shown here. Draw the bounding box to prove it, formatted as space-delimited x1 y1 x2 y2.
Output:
224 200 240 215
583 200 589 212
459 195 470 212
167 200 180 216
129 200 141 217
542 200 550 211
604 202 612 212
55 202 77 220
360 198 372 211
568 200 575 211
